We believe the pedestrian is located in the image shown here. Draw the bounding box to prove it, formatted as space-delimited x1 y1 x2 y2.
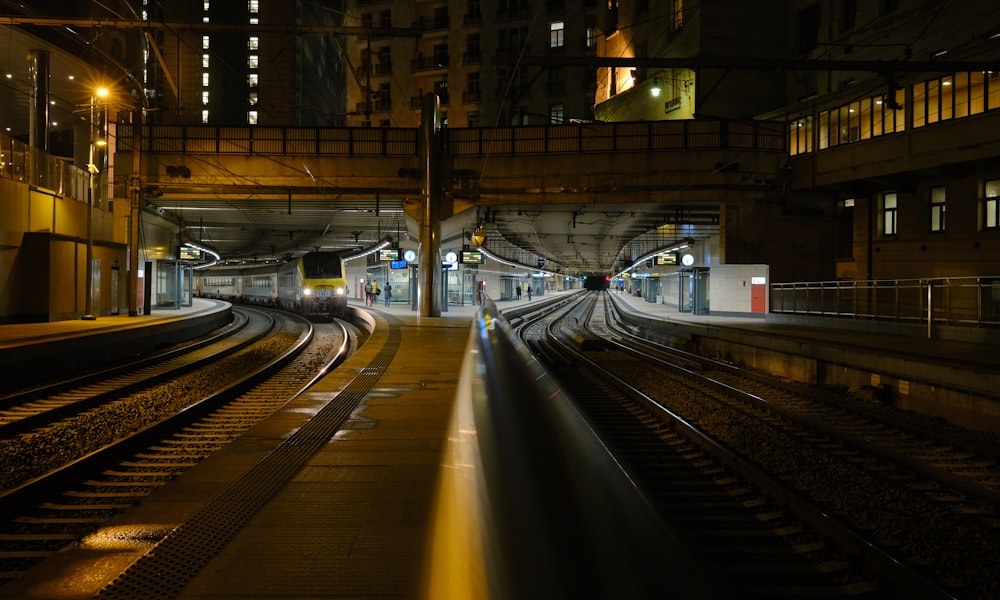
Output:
526 285 532 300
372 282 380 305
384 282 392 307
363 281 373 306
516 284 522 300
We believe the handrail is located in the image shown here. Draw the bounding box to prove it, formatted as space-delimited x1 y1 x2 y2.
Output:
771 276 1000 328
421 295 716 599
0 132 89 202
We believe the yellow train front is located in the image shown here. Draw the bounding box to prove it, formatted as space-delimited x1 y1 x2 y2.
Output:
277 251 349 319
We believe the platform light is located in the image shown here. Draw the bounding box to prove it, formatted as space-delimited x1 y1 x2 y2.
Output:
650 78 662 98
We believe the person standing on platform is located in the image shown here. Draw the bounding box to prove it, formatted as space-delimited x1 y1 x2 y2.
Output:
516 284 522 300
526 285 533 300
372 282 380 305
364 281 373 306
384 282 392 307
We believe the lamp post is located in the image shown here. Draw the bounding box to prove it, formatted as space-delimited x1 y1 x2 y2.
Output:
83 87 108 320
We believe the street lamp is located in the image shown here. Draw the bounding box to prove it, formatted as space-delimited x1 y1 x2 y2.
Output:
83 86 109 320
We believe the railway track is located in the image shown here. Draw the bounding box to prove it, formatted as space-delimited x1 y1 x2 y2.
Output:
519 292 1000 599
0 308 353 587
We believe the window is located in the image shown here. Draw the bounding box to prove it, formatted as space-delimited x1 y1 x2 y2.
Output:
549 21 565 48
202 36 210 50
202 73 210 87
836 198 855 260
929 187 946 232
380 10 391 26
248 110 258 125
202 109 210 123
882 192 898 236
840 0 857 32
202 54 210 68
249 92 258 106
248 73 258 87
550 103 564 124
202 91 209 105
249 36 259 51
248 55 258 69
986 180 1000 230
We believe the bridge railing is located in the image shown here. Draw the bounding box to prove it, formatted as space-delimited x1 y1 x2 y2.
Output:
770 277 1000 327
116 119 786 157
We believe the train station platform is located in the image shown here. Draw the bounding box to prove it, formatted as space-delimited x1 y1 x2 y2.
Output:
2 291 999 599
0 300 232 391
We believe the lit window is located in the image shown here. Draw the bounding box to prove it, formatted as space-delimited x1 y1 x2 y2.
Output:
550 104 564 123
985 180 1000 230
202 54 210 68
202 91 209 105
250 17 258 24
248 55 258 69
249 0 259 13
204 1 210 10
249 36 259 50
203 16 209 23
248 73 258 87
882 192 898 236
248 110 258 124
929 186 946 232
549 21 564 48
202 73 210 87
202 36 210 50
202 109 210 123
249 92 258 106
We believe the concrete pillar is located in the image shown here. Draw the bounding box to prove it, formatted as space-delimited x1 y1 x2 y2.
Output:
418 93 442 317
27 50 50 152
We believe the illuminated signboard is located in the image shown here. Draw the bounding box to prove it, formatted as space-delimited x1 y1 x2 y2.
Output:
179 247 203 260
390 260 408 269
460 250 485 264
379 248 401 261
654 252 678 266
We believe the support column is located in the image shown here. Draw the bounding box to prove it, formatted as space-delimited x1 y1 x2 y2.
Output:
419 93 443 317
128 110 142 317
27 50 49 152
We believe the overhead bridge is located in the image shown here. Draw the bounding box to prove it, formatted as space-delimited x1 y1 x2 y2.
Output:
114 119 789 211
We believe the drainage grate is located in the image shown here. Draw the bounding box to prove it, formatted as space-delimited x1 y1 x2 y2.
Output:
97 320 404 600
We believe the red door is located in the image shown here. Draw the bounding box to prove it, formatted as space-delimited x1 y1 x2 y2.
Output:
750 277 766 313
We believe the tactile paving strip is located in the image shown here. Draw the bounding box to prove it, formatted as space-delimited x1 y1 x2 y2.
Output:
97 318 403 599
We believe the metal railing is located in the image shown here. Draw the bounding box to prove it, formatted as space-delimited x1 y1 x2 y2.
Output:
770 277 1000 328
0 133 89 202
115 118 787 158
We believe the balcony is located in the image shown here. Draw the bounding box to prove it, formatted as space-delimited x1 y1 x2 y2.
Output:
412 55 449 72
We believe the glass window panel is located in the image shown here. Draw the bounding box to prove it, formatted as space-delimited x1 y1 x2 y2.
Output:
970 71 985 114
941 76 953 120
927 79 940 123
930 186 945 232
858 98 872 139
883 192 897 236
912 82 926 127
872 98 884 136
953 72 968 118
839 104 852 143
990 73 1000 110
819 110 830 149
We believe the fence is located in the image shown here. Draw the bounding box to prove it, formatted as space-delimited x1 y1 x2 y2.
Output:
770 277 1000 328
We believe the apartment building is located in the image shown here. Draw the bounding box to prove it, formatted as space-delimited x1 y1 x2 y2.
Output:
345 0 600 127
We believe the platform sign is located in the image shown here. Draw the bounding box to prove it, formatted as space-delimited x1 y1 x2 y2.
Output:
379 248 401 261
654 252 678 266
390 259 408 269
179 247 203 260
461 250 484 264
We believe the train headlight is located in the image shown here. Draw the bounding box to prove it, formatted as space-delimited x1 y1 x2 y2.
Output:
335 288 345 296
303 288 313 296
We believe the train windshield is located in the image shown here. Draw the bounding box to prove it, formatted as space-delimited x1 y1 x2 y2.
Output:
302 253 343 279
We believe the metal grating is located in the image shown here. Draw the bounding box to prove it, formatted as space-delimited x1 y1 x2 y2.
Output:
97 319 404 600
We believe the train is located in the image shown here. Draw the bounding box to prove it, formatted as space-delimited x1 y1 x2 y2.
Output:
195 251 349 318
582 273 611 291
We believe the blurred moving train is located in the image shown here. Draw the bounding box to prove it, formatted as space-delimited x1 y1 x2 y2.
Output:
195 251 349 318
